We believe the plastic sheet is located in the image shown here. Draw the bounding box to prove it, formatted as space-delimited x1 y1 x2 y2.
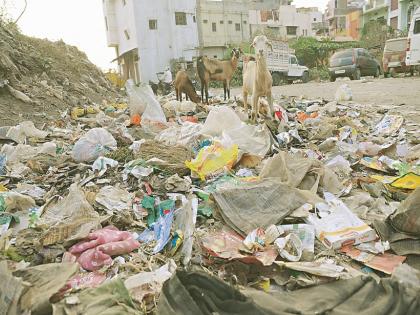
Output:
126 79 166 123
186 142 239 180
72 128 117 163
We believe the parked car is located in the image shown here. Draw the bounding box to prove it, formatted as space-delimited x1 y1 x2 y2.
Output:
383 38 413 77
329 48 381 81
406 7 420 72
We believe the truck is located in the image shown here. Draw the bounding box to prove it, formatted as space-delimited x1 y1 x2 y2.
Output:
265 40 309 85
406 7 420 71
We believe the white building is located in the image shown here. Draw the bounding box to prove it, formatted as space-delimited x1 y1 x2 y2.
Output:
196 0 250 59
249 4 321 39
103 0 199 83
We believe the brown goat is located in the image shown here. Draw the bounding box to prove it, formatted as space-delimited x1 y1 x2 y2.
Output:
174 70 201 103
197 48 242 104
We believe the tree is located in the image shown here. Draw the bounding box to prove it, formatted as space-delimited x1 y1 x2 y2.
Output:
291 37 359 68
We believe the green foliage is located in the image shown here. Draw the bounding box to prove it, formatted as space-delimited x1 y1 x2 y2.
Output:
291 37 360 68
309 66 330 82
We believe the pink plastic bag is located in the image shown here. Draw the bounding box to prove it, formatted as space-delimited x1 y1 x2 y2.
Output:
68 226 140 271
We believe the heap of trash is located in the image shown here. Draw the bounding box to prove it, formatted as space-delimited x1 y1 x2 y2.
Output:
1 81 419 315
0 20 119 126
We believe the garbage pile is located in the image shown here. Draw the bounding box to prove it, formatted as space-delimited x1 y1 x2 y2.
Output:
1 81 419 315
0 21 119 126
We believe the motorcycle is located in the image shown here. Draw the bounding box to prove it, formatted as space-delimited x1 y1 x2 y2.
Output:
149 72 172 96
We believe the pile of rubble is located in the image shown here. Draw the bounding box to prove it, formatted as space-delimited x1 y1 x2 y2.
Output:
0 20 119 126
0 80 419 315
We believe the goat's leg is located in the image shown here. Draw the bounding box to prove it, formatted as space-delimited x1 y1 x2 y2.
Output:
267 91 274 119
205 81 209 104
243 90 248 116
201 82 204 103
223 81 227 101
227 80 230 100
251 94 259 123
176 89 179 101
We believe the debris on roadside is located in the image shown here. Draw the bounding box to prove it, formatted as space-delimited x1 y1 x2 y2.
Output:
1 78 419 315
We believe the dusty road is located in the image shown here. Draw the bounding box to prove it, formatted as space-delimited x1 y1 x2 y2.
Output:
216 76 420 131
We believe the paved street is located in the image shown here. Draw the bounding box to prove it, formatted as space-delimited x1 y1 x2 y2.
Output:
219 76 420 129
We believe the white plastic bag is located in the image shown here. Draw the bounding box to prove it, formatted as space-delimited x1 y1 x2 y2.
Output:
125 79 166 123
6 121 48 143
334 84 352 102
72 128 117 163
274 233 303 262
200 106 242 137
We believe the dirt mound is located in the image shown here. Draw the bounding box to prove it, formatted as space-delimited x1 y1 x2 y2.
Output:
0 20 119 126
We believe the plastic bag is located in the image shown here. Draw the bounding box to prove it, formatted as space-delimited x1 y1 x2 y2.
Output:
200 106 242 137
0 155 6 175
334 84 352 102
6 121 48 143
358 142 382 156
274 233 303 262
72 128 117 163
185 142 239 180
125 79 166 123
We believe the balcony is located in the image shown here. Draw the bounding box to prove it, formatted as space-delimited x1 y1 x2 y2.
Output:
363 0 390 13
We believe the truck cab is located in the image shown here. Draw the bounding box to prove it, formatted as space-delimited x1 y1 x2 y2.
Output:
265 40 309 85
406 7 420 69
286 55 309 83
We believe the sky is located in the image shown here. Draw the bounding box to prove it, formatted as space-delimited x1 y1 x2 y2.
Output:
6 0 329 70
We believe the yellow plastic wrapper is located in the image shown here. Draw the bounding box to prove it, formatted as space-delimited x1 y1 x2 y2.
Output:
70 106 98 119
390 172 420 190
186 142 239 180
111 103 128 110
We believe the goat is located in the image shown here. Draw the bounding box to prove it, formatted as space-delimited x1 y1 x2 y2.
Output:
242 35 274 122
174 70 201 103
197 48 242 104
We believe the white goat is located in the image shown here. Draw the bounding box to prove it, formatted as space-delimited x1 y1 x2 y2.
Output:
242 35 274 122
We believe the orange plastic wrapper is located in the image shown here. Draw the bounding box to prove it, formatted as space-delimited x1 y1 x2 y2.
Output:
201 229 278 266
181 116 198 123
341 245 406 274
297 112 318 123
130 114 141 126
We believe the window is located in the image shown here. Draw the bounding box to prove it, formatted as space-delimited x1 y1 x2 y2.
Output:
415 19 420 34
220 20 224 24
149 19 157 30
124 29 130 40
175 12 187 25
212 22 217 32
390 16 398 30
313 17 317 22
228 20 232 24
235 23 240 31
122 0 126 5
203 19 208 24
290 56 298 65
391 0 398 11
243 20 247 24
286 26 297 36
214 55 217 58
104 17 108 31
193 15 196 23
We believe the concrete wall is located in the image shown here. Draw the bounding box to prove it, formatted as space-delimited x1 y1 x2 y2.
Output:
249 4 320 39
201 46 227 59
104 0 138 55
397 0 420 30
197 0 250 50
347 10 362 39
